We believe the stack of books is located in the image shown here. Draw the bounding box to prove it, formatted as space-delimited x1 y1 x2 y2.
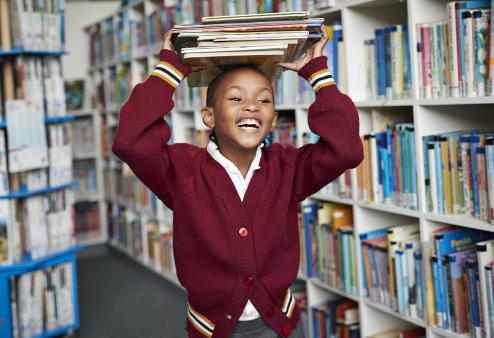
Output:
171 11 324 87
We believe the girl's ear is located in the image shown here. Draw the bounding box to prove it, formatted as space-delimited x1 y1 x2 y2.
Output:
269 112 278 132
201 107 215 129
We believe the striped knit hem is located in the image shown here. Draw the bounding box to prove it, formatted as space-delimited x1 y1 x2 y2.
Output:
307 68 335 92
151 60 185 88
187 303 215 337
282 288 296 319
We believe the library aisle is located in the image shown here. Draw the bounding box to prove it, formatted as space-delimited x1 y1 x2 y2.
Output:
75 245 186 338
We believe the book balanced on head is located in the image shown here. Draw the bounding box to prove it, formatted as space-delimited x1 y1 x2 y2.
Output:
171 11 325 87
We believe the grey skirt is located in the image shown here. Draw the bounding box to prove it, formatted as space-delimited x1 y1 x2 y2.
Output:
229 317 305 338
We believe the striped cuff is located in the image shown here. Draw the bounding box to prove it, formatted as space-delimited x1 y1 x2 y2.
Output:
297 55 335 93
151 60 186 89
307 69 335 92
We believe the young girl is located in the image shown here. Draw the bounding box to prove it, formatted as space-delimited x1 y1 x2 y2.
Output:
112 27 363 338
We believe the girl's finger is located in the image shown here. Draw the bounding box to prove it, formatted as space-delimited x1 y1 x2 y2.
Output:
276 62 298 72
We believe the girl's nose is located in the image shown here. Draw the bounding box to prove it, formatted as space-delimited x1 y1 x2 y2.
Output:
243 101 259 113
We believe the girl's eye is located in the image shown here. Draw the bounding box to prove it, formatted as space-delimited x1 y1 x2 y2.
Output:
229 97 241 102
259 99 271 104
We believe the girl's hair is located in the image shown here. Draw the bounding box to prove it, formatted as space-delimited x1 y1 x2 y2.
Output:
206 65 274 149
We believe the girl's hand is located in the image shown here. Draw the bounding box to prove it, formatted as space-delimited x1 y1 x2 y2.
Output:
277 25 329 72
162 29 204 73
162 30 175 52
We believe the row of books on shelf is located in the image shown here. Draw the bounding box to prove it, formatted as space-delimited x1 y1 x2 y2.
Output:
423 131 494 224
0 190 76 265
145 219 175 274
1 0 65 52
1 57 66 119
103 166 117 202
74 202 101 240
71 118 96 155
360 224 423 320
363 24 412 101
47 124 72 187
360 224 494 337
313 295 425 338
114 205 144 259
90 0 311 65
0 127 73 197
302 202 357 296
417 1 494 99
311 298 360 338
7 262 76 338
73 160 98 200
88 19 342 108
358 122 418 211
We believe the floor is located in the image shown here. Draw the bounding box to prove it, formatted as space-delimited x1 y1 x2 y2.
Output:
74 245 187 338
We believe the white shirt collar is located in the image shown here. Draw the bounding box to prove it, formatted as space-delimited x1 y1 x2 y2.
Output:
206 140 262 175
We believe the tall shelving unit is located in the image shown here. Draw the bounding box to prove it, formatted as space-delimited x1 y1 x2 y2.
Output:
85 1 494 338
0 1 82 336
70 108 109 246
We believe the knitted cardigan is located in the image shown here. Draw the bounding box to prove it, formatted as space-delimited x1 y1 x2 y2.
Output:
112 49 363 338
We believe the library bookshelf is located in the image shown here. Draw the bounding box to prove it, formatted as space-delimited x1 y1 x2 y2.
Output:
0 0 82 335
85 0 494 338
71 108 110 246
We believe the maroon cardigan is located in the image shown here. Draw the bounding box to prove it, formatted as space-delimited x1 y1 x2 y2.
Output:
112 49 363 338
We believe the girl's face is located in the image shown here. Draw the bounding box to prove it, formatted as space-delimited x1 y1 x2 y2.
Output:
202 68 278 152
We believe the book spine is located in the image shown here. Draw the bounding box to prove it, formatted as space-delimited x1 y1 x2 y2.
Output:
421 24 432 98
477 243 493 338
403 24 411 98
431 256 442 326
441 136 452 214
406 242 417 318
490 0 494 95
485 265 494 338
390 25 403 99
444 256 456 331
416 23 423 98
486 137 494 224
435 139 445 215
471 135 481 218
477 147 489 222
428 141 439 213
463 11 476 97
473 10 489 96
375 28 386 99
431 23 440 98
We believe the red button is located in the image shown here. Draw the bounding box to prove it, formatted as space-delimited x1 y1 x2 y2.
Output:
282 324 291 336
243 277 254 287
238 227 249 237
265 307 274 317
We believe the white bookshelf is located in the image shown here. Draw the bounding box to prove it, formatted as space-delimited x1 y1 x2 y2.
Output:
84 1 494 338
70 108 109 247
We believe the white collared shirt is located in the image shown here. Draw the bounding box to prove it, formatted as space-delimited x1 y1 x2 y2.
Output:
206 140 262 321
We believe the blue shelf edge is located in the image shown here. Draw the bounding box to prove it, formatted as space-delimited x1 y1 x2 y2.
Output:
0 182 77 200
45 115 76 124
0 245 82 275
0 115 75 129
0 49 67 57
